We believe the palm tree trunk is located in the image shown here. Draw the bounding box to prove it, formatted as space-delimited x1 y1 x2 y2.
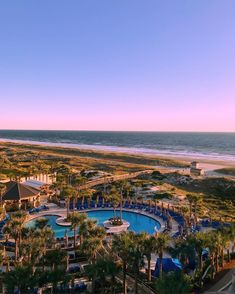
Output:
147 257 151 281
120 192 123 222
221 248 224 267
189 203 192 219
215 251 219 273
111 274 116 294
74 227 77 248
15 238 18 261
134 270 138 294
159 252 163 279
80 235 83 247
73 198 76 212
123 263 127 294
66 199 69 218
211 254 215 279
199 253 203 272
198 253 203 288
227 248 230 262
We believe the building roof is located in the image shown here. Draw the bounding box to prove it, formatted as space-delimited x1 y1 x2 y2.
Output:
23 179 46 189
2 181 39 201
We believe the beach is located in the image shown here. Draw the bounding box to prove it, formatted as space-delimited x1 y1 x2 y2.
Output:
0 138 234 173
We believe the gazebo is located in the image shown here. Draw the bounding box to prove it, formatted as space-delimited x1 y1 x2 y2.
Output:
2 181 40 209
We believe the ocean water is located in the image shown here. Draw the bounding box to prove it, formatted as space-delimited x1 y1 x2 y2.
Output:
0 130 234 163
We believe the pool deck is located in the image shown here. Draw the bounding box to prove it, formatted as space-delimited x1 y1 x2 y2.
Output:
27 204 179 235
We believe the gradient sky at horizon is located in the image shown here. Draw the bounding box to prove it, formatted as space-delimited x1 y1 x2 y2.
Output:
0 1 235 132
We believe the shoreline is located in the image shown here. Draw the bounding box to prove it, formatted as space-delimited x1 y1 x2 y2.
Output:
0 138 234 171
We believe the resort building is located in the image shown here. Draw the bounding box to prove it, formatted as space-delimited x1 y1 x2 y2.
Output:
190 161 204 176
1 181 40 209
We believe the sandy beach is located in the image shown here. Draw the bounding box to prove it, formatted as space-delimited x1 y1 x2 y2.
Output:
0 138 234 172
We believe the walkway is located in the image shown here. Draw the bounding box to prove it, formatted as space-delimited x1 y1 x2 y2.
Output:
204 268 235 293
79 170 153 190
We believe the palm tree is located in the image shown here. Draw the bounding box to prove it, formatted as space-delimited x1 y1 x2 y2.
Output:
142 234 157 281
207 231 220 279
60 185 75 218
189 232 208 272
0 183 6 205
116 180 127 222
35 217 49 230
186 193 202 223
68 212 87 248
112 231 134 294
186 194 194 219
220 224 235 263
186 232 209 287
3 265 36 293
155 233 170 278
4 211 27 261
129 233 145 294
85 257 121 294
43 248 67 271
155 271 192 294
82 235 105 293
109 187 120 220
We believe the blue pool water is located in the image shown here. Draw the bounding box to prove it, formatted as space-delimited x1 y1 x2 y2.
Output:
27 210 161 238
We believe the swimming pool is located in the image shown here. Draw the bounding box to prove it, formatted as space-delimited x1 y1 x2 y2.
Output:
27 210 161 238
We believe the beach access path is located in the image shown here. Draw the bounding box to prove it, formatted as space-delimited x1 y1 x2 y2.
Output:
78 169 154 190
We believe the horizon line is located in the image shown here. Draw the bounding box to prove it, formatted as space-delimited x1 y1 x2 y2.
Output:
0 129 234 133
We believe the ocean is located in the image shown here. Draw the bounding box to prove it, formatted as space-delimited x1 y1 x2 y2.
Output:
0 130 234 163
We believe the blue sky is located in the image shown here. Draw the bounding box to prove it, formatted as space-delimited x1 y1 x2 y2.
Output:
0 1 234 131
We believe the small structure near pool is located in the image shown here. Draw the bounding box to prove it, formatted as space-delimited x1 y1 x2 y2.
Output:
2 181 40 209
103 218 130 234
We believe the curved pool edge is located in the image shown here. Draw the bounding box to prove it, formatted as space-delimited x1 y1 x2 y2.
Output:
26 207 166 233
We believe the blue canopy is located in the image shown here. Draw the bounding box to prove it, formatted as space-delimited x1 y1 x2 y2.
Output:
152 258 182 277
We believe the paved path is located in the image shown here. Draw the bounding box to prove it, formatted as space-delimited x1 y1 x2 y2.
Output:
204 268 235 293
117 273 156 294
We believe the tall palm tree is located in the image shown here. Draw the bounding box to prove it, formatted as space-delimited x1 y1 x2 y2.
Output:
186 232 209 287
79 219 97 246
4 211 27 261
68 212 87 248
189 232 208 272
142 234 157 282
116 180 127 222
186 193 202 223
85 257 120 294
129 233 145 294
35 217 49 230
0 183 6 205
155 233 170 279
60 185 75 218
207 231 219 279
112 231 134 294
82 235 105 293
109 187 120 220
220 224 235 262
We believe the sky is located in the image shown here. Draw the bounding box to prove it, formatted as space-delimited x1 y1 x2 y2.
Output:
0 0 235 132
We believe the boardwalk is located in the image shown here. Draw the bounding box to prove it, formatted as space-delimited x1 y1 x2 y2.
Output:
79 169 153 190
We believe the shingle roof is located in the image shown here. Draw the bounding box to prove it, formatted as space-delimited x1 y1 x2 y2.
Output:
2 181 39 201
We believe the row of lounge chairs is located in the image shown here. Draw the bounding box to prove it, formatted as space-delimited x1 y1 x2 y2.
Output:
28 205 49 214
14 281 87 294
70 199 186 227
